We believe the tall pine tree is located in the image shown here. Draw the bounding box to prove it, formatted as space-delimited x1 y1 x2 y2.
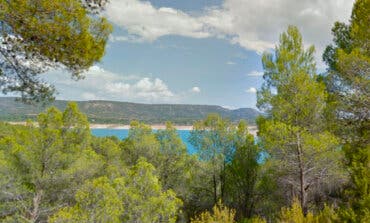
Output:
323 0 369 221
258 26 345 214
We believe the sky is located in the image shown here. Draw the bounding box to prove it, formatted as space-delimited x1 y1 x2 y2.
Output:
43 0 355 109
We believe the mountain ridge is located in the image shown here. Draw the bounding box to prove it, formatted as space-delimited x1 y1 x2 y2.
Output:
0 97 260 125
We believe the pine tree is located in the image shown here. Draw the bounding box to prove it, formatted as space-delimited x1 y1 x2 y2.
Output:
258 26 345 214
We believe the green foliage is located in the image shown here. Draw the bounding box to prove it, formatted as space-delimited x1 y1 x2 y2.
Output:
191 202 236 223
257 26 346 214
323 0 369 221
0 0 112 102
0 99 353 222
58 162 180 223
121 121 160 166
252 157 284 219
155 122 189 189
278 199 339 223
279 199 315 223
240 216 267 223
121 121 204 220
155 122 196 195
0 2 368 218
259 26 325 127
0 104 185 222
115 158 182 223
226 134 260 219
190 114 239 204
350 0 370 55
0 102 103 221
91 137 125 178
50 177 123 223
260 26 316 89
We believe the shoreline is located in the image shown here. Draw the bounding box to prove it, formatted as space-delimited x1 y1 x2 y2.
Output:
4 122 194 131
90 124 194 131
5 122 258 135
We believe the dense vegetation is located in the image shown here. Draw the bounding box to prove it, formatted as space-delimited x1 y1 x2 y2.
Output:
0 0 112 102
0 97 260 125
0 0 368 222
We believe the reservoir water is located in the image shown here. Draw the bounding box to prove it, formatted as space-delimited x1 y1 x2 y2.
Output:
91 129 196 154
91 129 265 162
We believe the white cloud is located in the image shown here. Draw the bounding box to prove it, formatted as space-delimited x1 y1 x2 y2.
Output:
226 61 236 65
191 86 201 93
106 0 354 60
105 0 210 41
247 70 264 77
109 35 143 43
43 66 177 103
246 87 257 94
110 35 130 42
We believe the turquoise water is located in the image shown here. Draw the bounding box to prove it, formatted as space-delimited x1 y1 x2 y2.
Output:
91 129 196 154
91 129 266 162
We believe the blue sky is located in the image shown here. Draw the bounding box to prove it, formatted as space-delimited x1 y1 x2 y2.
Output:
44 0 354 109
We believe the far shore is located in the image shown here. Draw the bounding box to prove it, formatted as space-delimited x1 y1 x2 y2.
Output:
6 122 258 135
5 122 194 131
90 123 194 131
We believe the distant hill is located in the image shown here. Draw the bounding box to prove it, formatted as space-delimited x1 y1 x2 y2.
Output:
0 97 260 125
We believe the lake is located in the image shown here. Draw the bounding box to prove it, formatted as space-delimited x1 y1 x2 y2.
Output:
91 129 266 162
91 129 196 154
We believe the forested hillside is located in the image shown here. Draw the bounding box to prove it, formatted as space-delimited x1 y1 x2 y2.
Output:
0 0 368 222
0 97 260 125
0 102 340 222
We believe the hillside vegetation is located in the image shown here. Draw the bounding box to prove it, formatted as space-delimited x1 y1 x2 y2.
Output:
0 0 368 222
0 97 260 125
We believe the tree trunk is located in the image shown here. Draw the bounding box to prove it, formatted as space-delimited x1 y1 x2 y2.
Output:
29 190 42 222
213 173 217 205
296 132 307 215
221 160 226 201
